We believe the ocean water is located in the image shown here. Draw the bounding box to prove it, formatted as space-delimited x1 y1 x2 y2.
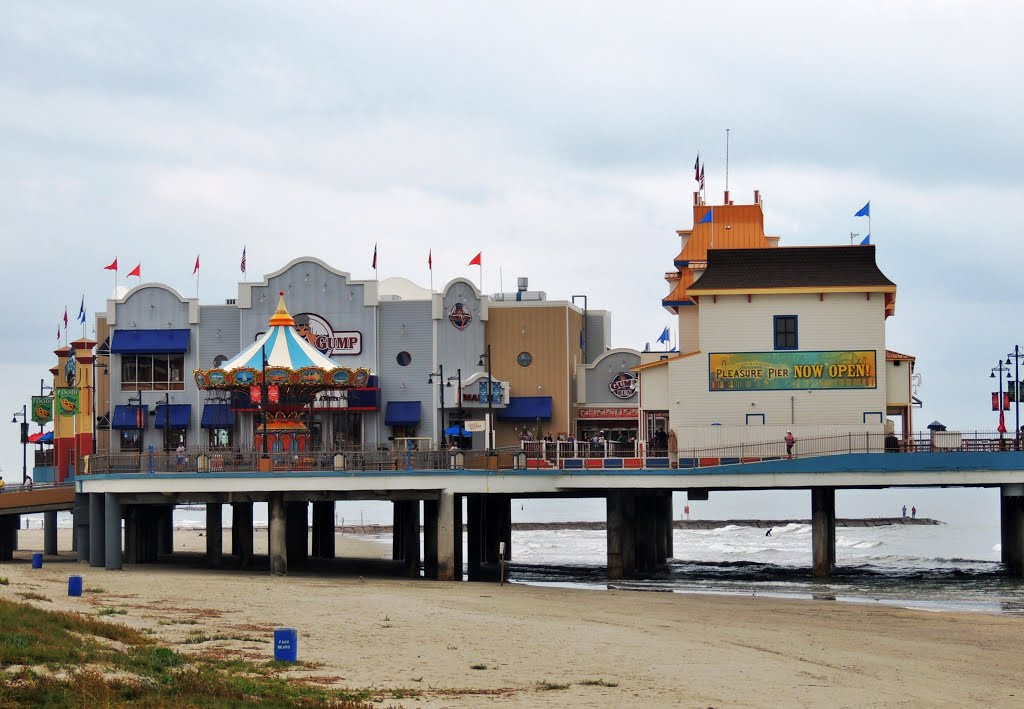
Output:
29 488 1024 615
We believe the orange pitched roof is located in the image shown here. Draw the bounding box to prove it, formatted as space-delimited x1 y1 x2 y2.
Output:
675 204 771 264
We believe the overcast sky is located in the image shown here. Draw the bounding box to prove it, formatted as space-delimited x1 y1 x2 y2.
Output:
2 2 1021 478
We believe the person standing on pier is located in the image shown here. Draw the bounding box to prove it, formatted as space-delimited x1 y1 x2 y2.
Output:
912 506 917 519
902 505 907 518
785 430 795 459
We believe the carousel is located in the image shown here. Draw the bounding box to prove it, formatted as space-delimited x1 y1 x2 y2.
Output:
193 292 371 453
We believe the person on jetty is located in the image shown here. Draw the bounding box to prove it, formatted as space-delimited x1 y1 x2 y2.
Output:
902 504 907 518
785 430 795 459
912 506 917 519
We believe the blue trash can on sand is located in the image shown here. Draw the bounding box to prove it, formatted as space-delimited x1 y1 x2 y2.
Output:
274 628 297 662
68 575 83 596
31 553 42 569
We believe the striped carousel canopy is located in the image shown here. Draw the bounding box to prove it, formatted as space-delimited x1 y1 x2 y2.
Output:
193 292 371 390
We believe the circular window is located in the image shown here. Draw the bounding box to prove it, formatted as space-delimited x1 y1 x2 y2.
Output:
213 355 228 368
396 351 412 367
517 352 533 367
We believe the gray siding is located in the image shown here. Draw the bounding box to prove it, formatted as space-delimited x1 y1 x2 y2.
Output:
583 350 641 404
438 279 487 385
379 301 433 442
585 310 611 363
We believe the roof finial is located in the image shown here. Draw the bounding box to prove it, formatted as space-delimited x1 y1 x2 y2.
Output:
268 290 295 327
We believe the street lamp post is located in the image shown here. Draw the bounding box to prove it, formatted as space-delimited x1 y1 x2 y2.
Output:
991 361 1013 444
427 364 446 449
261 345 269 458
447 368 462 444
479 345 494 454
11 405 27 484
1006 346 1024 449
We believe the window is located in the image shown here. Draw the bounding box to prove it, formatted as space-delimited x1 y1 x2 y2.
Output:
517 352 533 367
120 354 186 391
209 428 232 448
120 429 142 451
773 316 798 350
396 351 412 367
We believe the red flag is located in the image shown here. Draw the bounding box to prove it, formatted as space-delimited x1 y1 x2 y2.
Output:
468 252 482 266
372 243 377 270
193 255 200 275
428 250 432 270
127 263 141 278
104 258 118 271
999 410 1008 434
63 307 68 328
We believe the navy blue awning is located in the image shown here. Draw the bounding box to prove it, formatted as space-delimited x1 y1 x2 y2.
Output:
385 401 421 426
497 396 552 421
112 405 146 430
155 404 191 429
347 388 380 411
200 403 235 428
110 329 191 354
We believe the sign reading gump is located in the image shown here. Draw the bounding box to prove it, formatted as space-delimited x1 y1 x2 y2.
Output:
709 351 877 391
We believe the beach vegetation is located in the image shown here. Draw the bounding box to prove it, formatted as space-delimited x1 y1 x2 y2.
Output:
0 599 399 708
537 680 571 690
0 577 8 585
96 607 128 616
470 663 488 670
15 591 50 602
83 586 106 593
579 678 619 687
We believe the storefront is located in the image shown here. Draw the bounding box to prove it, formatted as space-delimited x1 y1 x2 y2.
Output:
573 349 641 446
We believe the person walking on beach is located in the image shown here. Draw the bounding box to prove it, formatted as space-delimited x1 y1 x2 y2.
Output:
902 504 907 518
785 430 795 459
912 506 917 519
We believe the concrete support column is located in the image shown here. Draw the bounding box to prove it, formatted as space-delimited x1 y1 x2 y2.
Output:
285 502 308 568
104 492 122 570
432 492 457 581
123 505 138 563
206 502 223 568
0 516 16 561
268 493 287 576
423 499 439 578
663 491 674 561
635 494 658 574
392 501 405 561
74 493 90 563
453 494 463 579
607 490 636 579
89 493 106 568
400 500 420 578
157 505 174 556
1000 486 1024 576
232 502 254 568
654 494 668 566
811 487 836 577
43 511 58 555
311 501 335 559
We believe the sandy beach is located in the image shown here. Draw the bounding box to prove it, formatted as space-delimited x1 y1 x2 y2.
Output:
1 529 1021 708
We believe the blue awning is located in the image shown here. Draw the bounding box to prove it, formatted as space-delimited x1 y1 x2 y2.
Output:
497 396 552 421
155 404 191 429
110 329 191 354
347 388 380 411
385 401 421 426
200 403 235 429
38 431 54 443
112 405 146 430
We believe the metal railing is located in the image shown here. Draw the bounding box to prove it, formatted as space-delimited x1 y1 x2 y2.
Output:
80 430 1024 475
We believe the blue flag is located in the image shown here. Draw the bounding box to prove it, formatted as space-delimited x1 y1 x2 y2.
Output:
854 202 870 218
860 234 870 246
579 330 585 349
657 326 670 344
698 209 713 224
77 296 86 324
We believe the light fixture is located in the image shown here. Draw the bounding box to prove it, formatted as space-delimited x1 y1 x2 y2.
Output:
10 415 15 423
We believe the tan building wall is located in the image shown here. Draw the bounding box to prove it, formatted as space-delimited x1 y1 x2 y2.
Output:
486 303 584 446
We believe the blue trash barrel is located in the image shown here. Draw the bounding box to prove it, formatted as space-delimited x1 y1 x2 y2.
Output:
68 575 83 597
274 628 297 662
31 553 43 569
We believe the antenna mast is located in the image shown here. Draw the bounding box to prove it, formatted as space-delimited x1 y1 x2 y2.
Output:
725 128 730 193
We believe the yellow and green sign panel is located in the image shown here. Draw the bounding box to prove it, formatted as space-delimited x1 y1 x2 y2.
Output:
31 396 53 424
709 351 877 391
55 387 80 416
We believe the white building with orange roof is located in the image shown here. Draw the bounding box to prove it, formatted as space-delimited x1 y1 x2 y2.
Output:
638 191 913 462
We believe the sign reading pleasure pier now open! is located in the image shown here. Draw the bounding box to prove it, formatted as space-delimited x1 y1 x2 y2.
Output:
709 351 877 391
